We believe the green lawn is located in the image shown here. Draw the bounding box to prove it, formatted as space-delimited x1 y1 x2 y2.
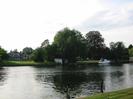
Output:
1 60 57 66
77 88 133 99
77 60 99 64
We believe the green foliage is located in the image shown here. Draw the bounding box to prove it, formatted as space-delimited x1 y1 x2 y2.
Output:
44 44 57 61
31 48 45 62
22 47 33 55
0 47 8 61
128 44 133 49
129 48 133 57
53 27 87 63
110 42 129 61
2 60 56 66
22 47 33 60
41 39 49 48
85 31 105 59
78 88 133 99
1 27 130 64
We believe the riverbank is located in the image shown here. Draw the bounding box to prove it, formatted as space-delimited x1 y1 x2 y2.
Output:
0 60 130 67
76 60 129 65
76 60 98 65
0 61 57 66
77 88 133 99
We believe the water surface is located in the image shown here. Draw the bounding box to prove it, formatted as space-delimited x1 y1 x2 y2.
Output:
0 63 133 99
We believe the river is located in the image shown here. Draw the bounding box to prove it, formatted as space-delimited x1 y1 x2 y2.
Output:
0 63 133 99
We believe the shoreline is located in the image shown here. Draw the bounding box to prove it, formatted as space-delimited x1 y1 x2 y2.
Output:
77 88 133 99
0 60 131 67
76 60 130 65
0 61 58 67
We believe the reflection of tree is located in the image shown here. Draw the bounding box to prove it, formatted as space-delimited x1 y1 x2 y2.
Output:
0 68 7 86
104 66 124 92
53 72 104 98
35 66 105 99
53 72 87 91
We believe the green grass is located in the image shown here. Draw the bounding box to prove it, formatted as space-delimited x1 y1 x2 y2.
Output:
1 60 57 66
77 88 133 99
77 60 99 65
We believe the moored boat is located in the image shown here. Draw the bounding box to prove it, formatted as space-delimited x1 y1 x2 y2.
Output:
99 58 111 64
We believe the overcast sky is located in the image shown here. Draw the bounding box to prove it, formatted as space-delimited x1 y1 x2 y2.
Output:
0 0 133 51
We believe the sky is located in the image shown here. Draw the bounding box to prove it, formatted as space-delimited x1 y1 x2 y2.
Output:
0 0 133 51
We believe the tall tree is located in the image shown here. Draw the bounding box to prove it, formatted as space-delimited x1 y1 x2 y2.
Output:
128 44 133 49
8 49 21 60
0 47 8 61
110 42 129 62
41 39 49 48
22 47 33 60
31 48 45 62
53 27 87 64
85 31 105 59
128 48 133 57
44 44 57 61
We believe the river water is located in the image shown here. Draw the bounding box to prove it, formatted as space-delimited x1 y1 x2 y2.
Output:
0 63 133 99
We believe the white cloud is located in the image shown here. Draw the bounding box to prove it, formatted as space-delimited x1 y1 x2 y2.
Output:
102 25 133 47
0 0 103 51
75 1 133 46
0 0 133 51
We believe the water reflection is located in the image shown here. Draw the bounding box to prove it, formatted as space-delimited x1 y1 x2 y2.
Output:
0 67 8 86
123 64 132 88
0 64 133 99
35 67 104 98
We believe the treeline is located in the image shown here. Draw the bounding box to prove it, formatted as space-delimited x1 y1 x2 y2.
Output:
0 27 132 63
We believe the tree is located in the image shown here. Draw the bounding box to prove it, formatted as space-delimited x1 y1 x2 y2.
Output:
44 44 57 61
110 42 129 62
85 31 105 59
22 47 33 60
128 44 133 49
31 48 45 62
8 49 22 60
0 47 8 61
41 39 49 48
129 48 133 57
53 27 87 64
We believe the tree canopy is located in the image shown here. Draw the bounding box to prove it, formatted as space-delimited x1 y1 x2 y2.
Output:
31 48 45 62
129 48 133 57
0 47 8 61
85 31 105 59
110 42 129 62
41 39 49 48
1 27 130 64
22 47 33 60
53 28 87 63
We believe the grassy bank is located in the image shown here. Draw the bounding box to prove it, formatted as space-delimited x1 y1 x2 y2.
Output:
77 88 133 99
0 61 57 66
76 60 130 65
76 60 99 65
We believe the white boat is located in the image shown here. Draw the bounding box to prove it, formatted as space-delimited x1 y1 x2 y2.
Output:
99 59 111 64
